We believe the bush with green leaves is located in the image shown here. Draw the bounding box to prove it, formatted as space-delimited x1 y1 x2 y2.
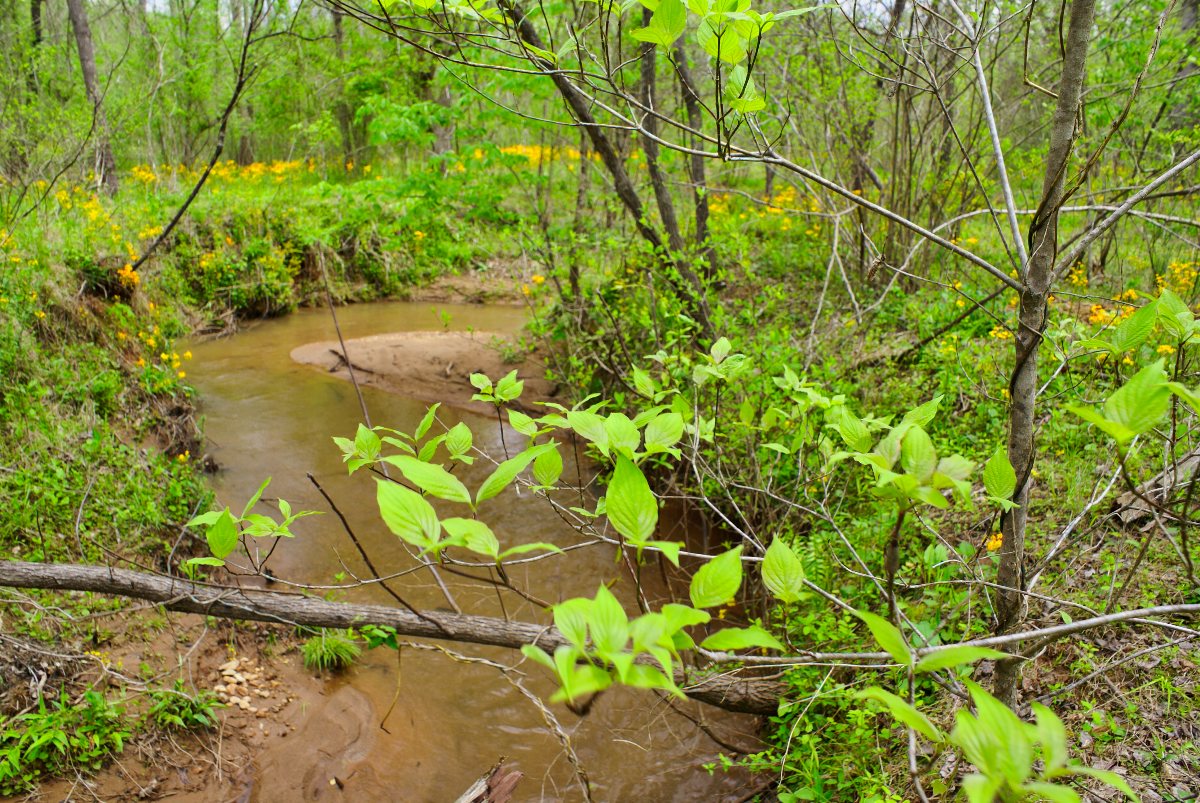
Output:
0 692 130 795
145 680 222 731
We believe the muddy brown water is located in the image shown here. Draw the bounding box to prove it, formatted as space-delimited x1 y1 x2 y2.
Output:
187 302 759 802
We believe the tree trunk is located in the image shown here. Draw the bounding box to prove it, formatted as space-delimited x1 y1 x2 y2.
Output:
995 0 1099 709
66 0 119 196
331 9 355 169
0 560 784 716
1168 0 1197 127
27 0 44 92
673 44 717 280
569 130 590 300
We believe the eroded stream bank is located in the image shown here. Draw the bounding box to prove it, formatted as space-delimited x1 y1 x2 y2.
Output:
186 301 760 801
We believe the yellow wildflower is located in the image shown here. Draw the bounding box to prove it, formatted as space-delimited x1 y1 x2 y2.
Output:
177 370 186 379
986 533 1003 552
1157 344 1176 355
183 350 193 360
531 274 545 285
34 310 46 320
136 358 146 367
989 324 1013 340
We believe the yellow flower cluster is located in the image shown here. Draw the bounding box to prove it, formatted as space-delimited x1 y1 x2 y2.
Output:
989 324 1013 340
1067 264 1088 288
1156 260 1198 296
497 144 592 167
117 263 140 287
1089 304 1113 325
131 164 158 184
986 532 1003 552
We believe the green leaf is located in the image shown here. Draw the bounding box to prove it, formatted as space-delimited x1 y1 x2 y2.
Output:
206 510 238 560
661 602 711 634
441 517 499 558
187 510 224 528
632 367 656 397
914 646 1008 673
476 443 555 504
900 426 937 482
1168 381 1200 415
567 410 610 456
240 478 272 518
645 539 682 567
1066 404 1136 442
983 448 1016 501
446 422 473 457
494 369 524 402
507 409 539 437
710 336 732 363
376 479 440 550
855 687 943 742
606 455 658 544
499 542 564 559
856 610 912 666
828 406 873 452
901 395 943 428
696 19 747 63
634 0 688 44
622 664 682 696
354 423 381 459
761 538 805 603
382 455 472 505
590 585 629 655
1157 288 1193 339
1103 359 1171 441
532 441 563 486
1020 782 1080 803
1057 766 1136 799
605 413 641 458
1108 299 1158 353
689 546 743 608
1031 702 1069 772
415 403 441 440
700 624 785 652
184 556 225 569
553 598 592 649
644 412 684 452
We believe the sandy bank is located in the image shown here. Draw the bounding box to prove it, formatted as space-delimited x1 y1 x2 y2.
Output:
290 330 555 414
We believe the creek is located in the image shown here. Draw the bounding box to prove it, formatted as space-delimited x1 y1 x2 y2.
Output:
187 301 757 801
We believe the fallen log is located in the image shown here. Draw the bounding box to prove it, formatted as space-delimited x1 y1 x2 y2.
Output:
0 560 784 715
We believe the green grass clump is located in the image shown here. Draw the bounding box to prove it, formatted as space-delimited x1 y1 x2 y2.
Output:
301 628 362 672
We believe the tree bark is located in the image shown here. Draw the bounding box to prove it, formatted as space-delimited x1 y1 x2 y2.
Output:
0 560 784 715
66 0 119 196
995 0 1099 709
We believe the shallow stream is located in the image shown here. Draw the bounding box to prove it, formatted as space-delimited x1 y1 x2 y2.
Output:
187 301 756 801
